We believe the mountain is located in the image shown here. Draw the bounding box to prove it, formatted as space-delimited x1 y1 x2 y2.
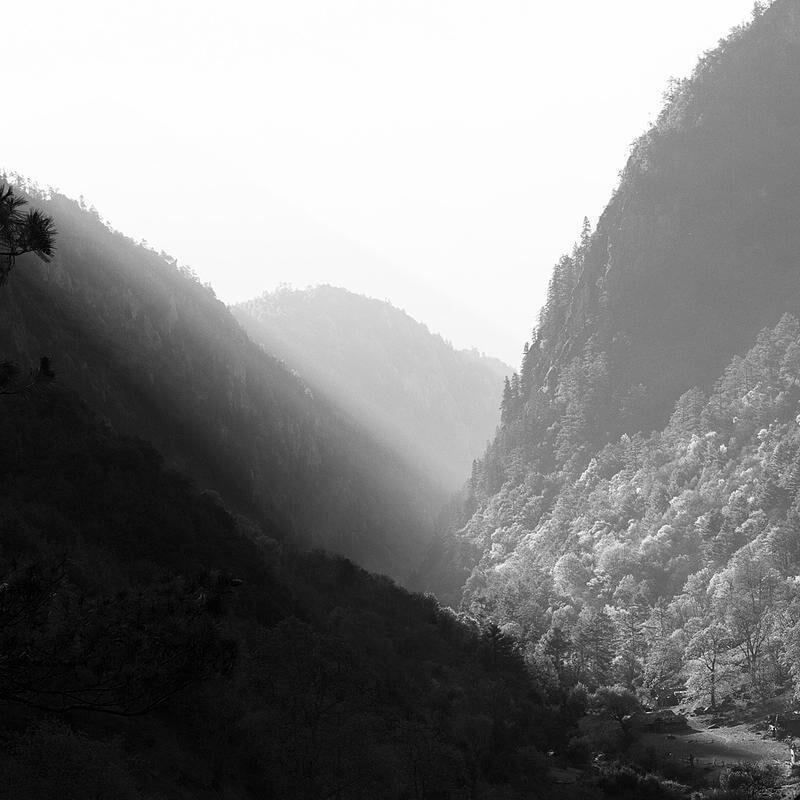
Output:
233 285 509 491
0 181 441 579
421 0 800 712
0 380 569 799
9 2 800 794
424 0 800 602
505 0 800 448
457 313 800 707
0 183 578 797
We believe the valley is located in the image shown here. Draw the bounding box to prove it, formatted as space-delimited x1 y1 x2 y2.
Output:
4 1 800 798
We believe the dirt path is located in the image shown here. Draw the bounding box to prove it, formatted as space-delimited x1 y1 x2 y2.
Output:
641 716 788 769
685 717 787 765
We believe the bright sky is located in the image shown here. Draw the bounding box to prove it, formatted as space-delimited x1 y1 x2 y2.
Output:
3 0 759 365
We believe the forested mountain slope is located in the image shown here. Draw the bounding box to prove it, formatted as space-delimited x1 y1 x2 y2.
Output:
0 382 572 799
456 316 800 707
421 1 800 714
0 181 441 579
424 0 800 601
234 286 509 491
517 0 800 442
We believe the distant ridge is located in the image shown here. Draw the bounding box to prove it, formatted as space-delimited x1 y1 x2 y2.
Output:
234 284 510 491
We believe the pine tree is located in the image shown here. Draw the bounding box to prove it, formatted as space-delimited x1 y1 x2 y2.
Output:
0 184 56 286
501 376 513 426
571 606 614 688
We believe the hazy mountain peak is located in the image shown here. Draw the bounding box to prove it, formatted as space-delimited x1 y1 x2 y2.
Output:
234 284 511 491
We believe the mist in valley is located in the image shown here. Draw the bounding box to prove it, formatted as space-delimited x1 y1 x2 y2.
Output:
5 2 800 799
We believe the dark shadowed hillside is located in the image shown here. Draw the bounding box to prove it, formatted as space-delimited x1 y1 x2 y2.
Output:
0 181 441 579
234 285 509 491
0 382 574 799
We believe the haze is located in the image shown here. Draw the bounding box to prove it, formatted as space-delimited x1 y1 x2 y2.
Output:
3 0 757 365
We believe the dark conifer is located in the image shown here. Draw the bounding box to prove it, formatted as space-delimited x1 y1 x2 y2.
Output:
0 184 56 285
